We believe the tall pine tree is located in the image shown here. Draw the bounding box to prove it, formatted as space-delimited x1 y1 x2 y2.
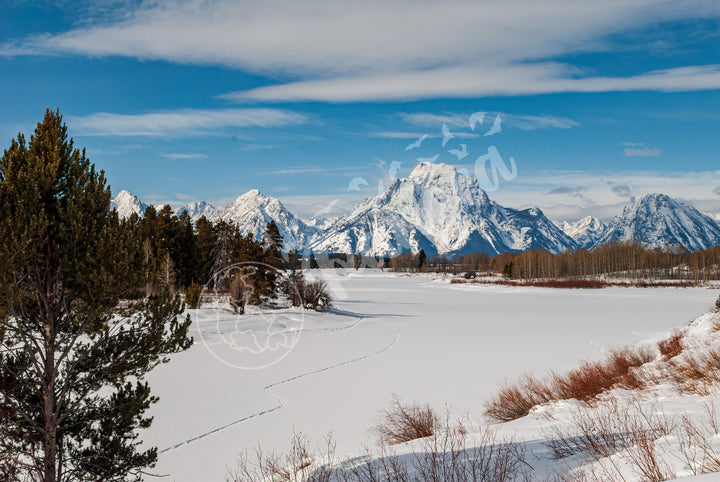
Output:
0 110 193 481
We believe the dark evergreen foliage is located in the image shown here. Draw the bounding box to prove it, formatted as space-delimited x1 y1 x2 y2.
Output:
0 110 193 481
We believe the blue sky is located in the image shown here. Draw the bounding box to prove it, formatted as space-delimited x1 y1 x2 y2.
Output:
1 0 719 221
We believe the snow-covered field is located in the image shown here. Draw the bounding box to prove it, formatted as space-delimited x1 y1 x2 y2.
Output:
144 270 719 480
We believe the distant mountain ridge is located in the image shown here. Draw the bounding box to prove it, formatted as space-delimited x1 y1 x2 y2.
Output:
110 190 147 219
593 193 720 251
111 170 720 255
560 216 606 249
311 162 576 256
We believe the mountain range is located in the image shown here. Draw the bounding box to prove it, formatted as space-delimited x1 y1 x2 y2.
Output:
112 163 720 256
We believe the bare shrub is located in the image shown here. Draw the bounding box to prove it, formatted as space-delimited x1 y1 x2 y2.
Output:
554 361 617 402
376 395 438 445
487 345 655 423
229 274 251 314
678 411 720 475
673 347 720 394
227 431 336 482
554 346 653 401
658 331 683 360
302 279 333 310
542 398 674 482
340 413 528 482
485 374 553 422
408 414 527 481
337 444 411 482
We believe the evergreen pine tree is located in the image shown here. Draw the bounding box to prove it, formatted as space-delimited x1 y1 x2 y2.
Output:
0 110 193 481
417 249 427 272
195 215 215 284
211 219 236 290
258 221 284 303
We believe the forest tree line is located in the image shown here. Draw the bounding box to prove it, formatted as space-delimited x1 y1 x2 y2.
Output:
126 206 332 310
388 243 720 282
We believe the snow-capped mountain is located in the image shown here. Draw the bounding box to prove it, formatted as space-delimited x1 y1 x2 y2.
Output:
303 216 338 230
311 162 577 256
110 190 147 219
560 216 606 249
111 182 720 256
310 207 438 257
177 200 221 223
594 193 720 251
219 190 316 250
704 212 720 223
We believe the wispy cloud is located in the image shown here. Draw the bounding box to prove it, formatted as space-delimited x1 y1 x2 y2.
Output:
501 114 580 130
264 164 370 176
401 111 579 131
622 142 663 157
609 182 633 197
228 64 720 102
267 167 329 175
713 186 720 196
161 152 208 159
490 169 720 221
242 144 277 151
68 108 308 137
368 131 436 139
546 186 587 196
399 113 468 128
4 0 719 102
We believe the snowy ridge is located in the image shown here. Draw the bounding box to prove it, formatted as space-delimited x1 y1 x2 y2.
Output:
219 190 316 251
311 162 577 256
110 190 148 219
705 211 720 223
177 200 221 223
594 193 720 251
560 216 606 249
113 178 720 256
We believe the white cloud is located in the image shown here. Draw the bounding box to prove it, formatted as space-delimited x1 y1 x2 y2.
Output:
400 113 468 128
161 152 208 159
242 144 277 151
622 143 663 157
490 169 720 222
68 108 308 136
227 64 720 102
3 0 719 101
501 114 580 130
401 111 579 130
369 131 437 139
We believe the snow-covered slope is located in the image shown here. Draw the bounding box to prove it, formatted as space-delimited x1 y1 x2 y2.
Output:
310 207 438 257
704 211 720 223
560 216 606 249
177 201 221 223
110 190 148 219
219 190 316 250
111 185 720 255
311 162 577 256
594 193 720 251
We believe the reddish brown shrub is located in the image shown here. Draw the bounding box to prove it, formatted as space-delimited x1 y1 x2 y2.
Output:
487 346 654 422
658 331 683 360
485 375 553 422
376 395 438 444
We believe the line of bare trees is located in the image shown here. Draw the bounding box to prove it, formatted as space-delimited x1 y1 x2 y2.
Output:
389 242 720 282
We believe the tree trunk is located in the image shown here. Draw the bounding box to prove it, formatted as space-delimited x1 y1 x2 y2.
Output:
43 317 57 482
